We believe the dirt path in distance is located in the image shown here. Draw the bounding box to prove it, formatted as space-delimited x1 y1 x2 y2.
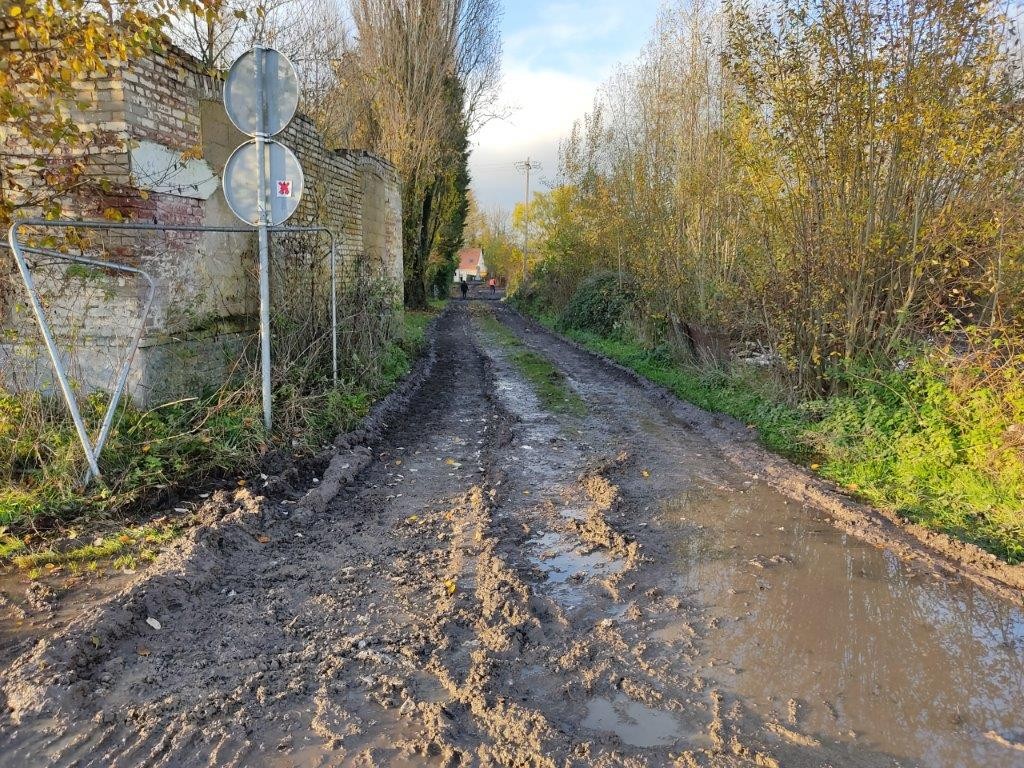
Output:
1 300 1022 768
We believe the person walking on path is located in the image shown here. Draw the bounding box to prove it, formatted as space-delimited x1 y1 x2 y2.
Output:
488 277 496 295
460 278 469 299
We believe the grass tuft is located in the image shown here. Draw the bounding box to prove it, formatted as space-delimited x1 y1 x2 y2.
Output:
473 305 586 416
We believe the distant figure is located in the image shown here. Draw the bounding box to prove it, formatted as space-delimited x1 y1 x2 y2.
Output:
488 277 496 294
460 278 468 299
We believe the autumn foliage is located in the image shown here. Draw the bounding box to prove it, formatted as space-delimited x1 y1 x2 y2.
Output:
522 0 1024 394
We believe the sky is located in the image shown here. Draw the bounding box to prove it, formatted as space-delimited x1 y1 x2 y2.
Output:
468 0 662 212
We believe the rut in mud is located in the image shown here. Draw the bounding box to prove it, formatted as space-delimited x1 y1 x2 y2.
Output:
1 299 1023 768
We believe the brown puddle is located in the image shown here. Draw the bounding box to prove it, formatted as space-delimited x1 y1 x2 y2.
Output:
662 484 1024 768
582 694 693 747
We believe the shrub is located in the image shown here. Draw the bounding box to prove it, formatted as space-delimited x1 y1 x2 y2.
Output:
557 271 638 338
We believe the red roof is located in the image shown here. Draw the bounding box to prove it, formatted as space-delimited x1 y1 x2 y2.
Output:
458 247 482 271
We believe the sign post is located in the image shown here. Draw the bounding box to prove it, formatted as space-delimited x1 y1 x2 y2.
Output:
222 46 303 432
254 48 272 433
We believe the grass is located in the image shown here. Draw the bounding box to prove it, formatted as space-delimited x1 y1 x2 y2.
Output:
473 304 586 416
0 303 441 562
519 308 1024 565
11 519 180 570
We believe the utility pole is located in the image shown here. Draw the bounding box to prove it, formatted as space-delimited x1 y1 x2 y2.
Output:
514 157 542 284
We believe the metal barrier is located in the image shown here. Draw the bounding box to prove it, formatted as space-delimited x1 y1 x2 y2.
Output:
6 218 338 481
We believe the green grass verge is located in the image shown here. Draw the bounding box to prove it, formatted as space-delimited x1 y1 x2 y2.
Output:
543 317 807 459
0 306 438 556
474 305 586 416
522 310 1024 565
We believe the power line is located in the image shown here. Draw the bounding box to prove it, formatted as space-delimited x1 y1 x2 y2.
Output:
514 157 542 283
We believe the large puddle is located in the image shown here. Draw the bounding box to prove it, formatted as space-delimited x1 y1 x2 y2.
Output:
663 484 1024 767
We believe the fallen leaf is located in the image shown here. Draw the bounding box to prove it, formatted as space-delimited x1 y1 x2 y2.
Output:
443 579 456 596
810 463 821 470
137 646 151 657
145 617 161 630
641 469 651 478
90 635 101 648
256 534 270 544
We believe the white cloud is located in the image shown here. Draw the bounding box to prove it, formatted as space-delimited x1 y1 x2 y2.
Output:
468 0 661 211
478 66 598 148
469 65 600 210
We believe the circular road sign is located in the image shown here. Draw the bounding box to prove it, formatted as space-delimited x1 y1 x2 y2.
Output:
224 47 299 137
222 139 305 226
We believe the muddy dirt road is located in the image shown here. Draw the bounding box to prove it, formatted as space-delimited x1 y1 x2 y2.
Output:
2 300 1023 767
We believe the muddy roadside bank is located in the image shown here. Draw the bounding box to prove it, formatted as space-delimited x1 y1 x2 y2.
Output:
501 303 1024 605
0 305 450 670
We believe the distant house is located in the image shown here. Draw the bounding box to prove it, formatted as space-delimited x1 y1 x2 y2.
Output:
454 247 487 281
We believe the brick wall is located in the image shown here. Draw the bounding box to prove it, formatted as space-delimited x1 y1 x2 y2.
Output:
1 45 403 405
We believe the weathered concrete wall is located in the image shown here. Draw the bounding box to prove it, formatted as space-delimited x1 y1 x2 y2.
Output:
1 45 403 405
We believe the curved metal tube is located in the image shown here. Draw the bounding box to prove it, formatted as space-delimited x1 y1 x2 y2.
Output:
7 219 337 482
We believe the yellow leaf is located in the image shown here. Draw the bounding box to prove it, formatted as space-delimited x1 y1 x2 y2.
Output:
641 469 650 478
138 189 149 200
443 579 456 596
810 463 820 470
9 6 21 17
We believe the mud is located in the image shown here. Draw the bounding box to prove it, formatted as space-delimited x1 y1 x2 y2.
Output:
0 300 1022 767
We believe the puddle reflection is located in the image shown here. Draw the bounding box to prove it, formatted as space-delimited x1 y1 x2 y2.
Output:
664 486 1024 767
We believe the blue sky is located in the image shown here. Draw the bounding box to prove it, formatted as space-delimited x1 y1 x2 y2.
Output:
468 0 662 212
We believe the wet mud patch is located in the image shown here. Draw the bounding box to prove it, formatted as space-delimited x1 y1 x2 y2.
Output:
3 301 1023 768
657 482 1024 768
491 301 1024 768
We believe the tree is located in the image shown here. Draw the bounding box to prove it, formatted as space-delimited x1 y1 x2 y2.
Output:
725 0 1024 390
170 0 348 139
338 0 501 308
0 0 213 225
428 99 471 296
463 196 518 286
528 0 1024 392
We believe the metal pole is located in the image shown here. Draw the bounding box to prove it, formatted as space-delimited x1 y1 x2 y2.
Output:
6 227 102 479
14 243 156 484
515 157 541 286
523 157 530 283
254 46 273 432
330 233 337 384
8 219 335 480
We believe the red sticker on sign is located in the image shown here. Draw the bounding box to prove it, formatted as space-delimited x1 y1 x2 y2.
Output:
277 180 292 197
